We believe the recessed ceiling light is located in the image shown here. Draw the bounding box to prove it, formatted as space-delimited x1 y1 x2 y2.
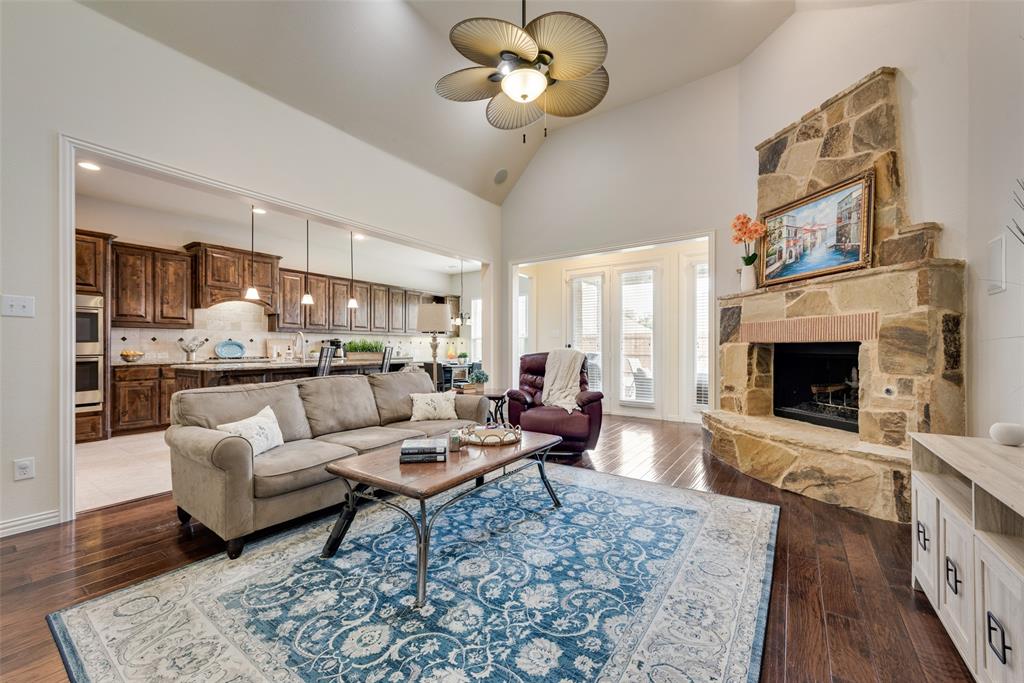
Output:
252 208 267 214
77 161 101 171
353 233 365 240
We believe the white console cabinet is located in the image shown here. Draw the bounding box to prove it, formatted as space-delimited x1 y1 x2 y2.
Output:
911 433 1024 681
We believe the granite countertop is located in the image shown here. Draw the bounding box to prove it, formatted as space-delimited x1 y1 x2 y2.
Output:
169 357 415 371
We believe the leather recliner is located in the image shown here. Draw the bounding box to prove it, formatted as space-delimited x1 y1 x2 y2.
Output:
506 352 604 453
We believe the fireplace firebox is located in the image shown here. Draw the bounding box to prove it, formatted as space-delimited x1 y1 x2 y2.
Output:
773 342 860 432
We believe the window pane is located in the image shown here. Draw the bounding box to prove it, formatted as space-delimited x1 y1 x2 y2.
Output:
470 298 483 362
620 269 654 403
516 294 529 357
570 275 602 391
694 263 710 406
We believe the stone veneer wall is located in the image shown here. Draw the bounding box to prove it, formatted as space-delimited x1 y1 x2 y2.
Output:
718 259 965 448
756 67 938 266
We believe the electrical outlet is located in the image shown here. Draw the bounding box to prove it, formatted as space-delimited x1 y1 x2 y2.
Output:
13 457 35 481
1 294 36 318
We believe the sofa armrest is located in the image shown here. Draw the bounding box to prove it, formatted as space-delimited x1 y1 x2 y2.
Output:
165 424 253 474
576 390 604 408
454 394 489 424
507 389 531 406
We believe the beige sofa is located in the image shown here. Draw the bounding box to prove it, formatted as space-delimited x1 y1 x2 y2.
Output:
165 371 487 558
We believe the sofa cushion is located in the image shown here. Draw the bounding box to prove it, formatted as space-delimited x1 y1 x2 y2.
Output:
173 381 312 442
252 439 355 498
368 371 435 424
386 419 477 437
518 406 592 441
316 426 425 452
410 392 458 421
216 405 284 455
298 375 381 437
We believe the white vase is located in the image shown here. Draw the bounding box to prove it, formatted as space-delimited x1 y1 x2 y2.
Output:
740 264 757 292
990 422 1024 447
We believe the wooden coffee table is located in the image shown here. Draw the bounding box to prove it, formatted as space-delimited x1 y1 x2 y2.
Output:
320 430 563 607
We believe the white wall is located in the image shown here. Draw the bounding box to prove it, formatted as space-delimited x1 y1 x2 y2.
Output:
503 1 1017 434
77 196 457 294
965 1 1024 431
0 1 500 531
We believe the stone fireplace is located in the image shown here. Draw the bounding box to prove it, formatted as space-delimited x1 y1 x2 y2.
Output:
702 68 966 522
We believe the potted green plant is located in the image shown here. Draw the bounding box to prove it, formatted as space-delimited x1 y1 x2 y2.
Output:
457 352 469 364
343 339 385 362
461 369 489 394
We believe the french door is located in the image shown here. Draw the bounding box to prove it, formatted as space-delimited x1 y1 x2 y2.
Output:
567 266 660 415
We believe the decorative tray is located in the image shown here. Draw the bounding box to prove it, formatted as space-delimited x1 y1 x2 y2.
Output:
460 424 522 446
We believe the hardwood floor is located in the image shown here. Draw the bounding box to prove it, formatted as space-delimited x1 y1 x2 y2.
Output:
0 415 971 682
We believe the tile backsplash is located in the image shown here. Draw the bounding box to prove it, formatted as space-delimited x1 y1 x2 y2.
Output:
111 301 468 364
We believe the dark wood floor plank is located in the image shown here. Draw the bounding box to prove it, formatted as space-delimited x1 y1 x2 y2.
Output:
0 415 969 683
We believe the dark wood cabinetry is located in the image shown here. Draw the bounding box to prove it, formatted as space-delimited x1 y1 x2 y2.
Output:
370 284 389 332
112 243 192 328
111 365 176 434
405 291 421 333
276 270 306 329
186 242 280 312
306 274 329 330
351 281 371 331
446 296 462 337
271 270 336 332
75 231 112 294
329 279 352 331
75 412 105 443
389 288 406 333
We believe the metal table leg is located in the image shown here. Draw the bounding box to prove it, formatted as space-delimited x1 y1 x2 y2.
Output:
321 479 358 558
416 499 429 607
536 447 561 507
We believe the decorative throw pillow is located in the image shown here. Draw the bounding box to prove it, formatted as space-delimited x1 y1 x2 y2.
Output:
216 405 284 455
409 392 459 421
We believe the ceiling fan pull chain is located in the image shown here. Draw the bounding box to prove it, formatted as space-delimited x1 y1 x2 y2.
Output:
544 92 548 138
522 132 526 144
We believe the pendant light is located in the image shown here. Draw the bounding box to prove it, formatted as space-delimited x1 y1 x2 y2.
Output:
454 259 471 326
243 206 260 300
346 231 359 309
300 220 314 305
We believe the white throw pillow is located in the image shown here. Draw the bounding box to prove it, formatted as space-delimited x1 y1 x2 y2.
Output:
216 405 284 455
410 392 459 421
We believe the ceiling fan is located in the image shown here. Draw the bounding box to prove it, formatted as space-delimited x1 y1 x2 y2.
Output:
435 0 609 131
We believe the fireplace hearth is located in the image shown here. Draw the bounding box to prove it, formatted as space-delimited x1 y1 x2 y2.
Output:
773 342 860 432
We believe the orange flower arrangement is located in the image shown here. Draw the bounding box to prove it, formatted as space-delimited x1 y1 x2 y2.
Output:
731 213 766 266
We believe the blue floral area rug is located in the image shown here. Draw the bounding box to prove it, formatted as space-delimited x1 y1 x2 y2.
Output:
48 465 778 682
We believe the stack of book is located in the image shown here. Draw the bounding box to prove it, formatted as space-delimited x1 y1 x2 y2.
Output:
399 438 448 464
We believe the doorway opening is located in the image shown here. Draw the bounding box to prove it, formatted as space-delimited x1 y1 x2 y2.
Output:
511 235 712 423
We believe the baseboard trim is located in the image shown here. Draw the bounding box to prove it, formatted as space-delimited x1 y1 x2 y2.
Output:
0 509 61 538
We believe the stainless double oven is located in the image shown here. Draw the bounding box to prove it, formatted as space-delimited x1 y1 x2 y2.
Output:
75 294 105 410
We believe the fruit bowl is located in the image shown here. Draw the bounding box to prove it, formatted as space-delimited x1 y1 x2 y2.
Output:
120 350 145 363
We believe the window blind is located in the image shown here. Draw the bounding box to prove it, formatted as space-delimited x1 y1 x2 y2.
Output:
620 270 654 403
570 275 603 391
694 263 710 406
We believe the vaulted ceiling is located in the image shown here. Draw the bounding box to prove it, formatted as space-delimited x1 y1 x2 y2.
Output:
84 0 794 204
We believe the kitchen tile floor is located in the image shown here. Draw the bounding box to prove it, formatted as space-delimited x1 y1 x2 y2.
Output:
75 431 171 512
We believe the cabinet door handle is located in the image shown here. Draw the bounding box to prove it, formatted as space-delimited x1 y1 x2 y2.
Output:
916 521 929 551
987 611 1013 666
944 557 962 595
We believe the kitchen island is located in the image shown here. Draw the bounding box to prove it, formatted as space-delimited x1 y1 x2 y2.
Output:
172 357 417 389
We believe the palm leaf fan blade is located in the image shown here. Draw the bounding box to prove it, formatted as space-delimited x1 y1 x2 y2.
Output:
486 93 543 130
525 12 607 81
436 67 503 102
450 17 538 66
539 66 609 117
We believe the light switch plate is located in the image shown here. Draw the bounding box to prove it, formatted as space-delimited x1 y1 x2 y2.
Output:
1 294 36 317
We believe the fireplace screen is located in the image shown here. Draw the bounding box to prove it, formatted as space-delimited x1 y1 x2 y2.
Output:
773 342 860 432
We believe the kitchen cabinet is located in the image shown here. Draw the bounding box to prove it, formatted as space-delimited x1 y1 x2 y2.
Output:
351 281 371 331
111 244 153 325
371 284 389 332
405 290 421 333
389 288 406 333
112 243 191 328
329 278 352 331
75 231 113 294
112 365 176 434
276 270 306 329
306 274 329 330
446 296 461 337
910 433 1024 679
75 411 105 443
186 242 280 311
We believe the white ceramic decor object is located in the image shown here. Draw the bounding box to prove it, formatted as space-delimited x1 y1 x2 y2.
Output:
740 265 757 292
989 422 1024 447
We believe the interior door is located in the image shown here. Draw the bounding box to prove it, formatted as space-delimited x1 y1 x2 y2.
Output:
567 273 604 394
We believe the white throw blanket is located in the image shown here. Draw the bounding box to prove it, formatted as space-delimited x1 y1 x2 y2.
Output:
543 349 585 413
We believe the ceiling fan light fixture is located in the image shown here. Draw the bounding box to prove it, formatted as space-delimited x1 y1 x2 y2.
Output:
501 67 547 103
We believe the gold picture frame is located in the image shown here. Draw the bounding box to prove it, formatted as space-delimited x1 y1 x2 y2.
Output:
758 171 874 287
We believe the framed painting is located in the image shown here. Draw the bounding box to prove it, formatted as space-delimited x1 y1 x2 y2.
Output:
759 171 874 286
